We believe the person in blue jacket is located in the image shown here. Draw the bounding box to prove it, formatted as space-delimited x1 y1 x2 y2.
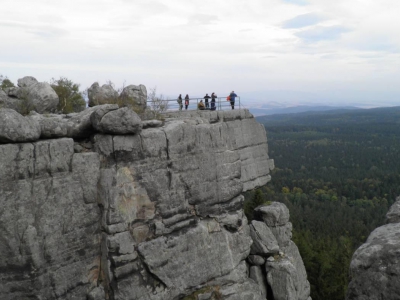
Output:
229 91 237 109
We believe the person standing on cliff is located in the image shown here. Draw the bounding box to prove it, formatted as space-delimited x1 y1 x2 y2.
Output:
184 94 190 110
204 93 211 109
211 92 217 111
177 94 183 111
229 91 237 110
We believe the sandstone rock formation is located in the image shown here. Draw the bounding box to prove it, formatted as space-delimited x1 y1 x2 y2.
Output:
87 82 147 111
346 196 400 300
87 82 119 107
0 105 310 300
119 84 147 110
0 76 59 114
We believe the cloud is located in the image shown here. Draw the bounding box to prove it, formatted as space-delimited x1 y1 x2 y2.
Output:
189 14 219 25
295 25 350 42
0 20 69 39
353 37 399 53
281 0 309 6
282 13 323 29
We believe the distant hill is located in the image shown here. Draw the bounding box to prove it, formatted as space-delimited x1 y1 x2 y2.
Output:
256 106 400 126
249 105 360 117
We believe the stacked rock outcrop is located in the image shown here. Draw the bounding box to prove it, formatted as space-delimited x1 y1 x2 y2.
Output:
0 102 310 300
346 196 400 300
87 82 147 110
0 76 59 114
248 203 311 300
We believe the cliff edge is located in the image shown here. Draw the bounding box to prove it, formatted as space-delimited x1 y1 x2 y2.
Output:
0 106 310 300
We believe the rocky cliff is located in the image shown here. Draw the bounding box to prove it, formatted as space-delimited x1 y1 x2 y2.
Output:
346 196 400 300
0 104 311 300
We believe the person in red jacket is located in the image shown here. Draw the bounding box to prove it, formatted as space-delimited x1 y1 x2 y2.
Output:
184 94 189 110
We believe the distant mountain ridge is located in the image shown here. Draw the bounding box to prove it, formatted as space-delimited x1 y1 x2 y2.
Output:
249 105 360 117
256 105 400 126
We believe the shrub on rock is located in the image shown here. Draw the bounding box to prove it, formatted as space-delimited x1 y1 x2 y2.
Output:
50 77 86 114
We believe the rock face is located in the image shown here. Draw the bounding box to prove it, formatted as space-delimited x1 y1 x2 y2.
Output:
346 197 400 300
0 107 310 300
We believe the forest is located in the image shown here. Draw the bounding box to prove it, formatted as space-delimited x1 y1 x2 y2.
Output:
245 106 400 300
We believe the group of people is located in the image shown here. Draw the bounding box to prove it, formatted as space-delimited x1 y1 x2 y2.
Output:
177 91 238 111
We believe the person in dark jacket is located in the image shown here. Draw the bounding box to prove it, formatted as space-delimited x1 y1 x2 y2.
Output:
184 94 189 110
177 94 183 111
229 91 237 109
211 92 217 111
204 93 211 108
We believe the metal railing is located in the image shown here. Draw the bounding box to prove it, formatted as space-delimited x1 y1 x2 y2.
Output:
147 96 241 113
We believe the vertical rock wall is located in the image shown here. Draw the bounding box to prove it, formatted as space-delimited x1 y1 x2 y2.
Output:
0 139 101 300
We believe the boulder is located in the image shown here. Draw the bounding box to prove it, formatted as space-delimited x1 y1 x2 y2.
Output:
247 255 265 266
119 84 147 110
26 82 59 113
249 220 279 255
17 76 39 87
346 222 400 300
0 108 41 143
88 82 119 107
255 202 290 227
91 107 142 135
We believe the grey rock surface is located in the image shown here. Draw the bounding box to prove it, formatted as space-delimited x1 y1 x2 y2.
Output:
0 138 101 300
386 196 400 224
119 84 147 110
26 82 59 113
88 82 119 107
17 76 39 87
266 258 298 300
0 108 41 143
248 254 266 266
283 241 311 300
249 265 267 299
347 222 400 300
271 222 293 248
91 106 142 134
250 220 279 255
30 104 119 138
255 202 290 227
1 76 58 114
0 90 20 111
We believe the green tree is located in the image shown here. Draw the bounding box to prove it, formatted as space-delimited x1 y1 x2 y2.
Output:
244 189 269 221
0 75 15 90
50 77 86 114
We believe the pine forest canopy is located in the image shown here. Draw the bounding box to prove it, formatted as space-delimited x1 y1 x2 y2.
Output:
245 106 400 300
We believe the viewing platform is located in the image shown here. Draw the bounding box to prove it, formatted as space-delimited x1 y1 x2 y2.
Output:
147 96 242 113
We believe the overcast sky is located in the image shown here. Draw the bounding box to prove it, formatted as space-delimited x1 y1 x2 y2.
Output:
1 0 399 107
